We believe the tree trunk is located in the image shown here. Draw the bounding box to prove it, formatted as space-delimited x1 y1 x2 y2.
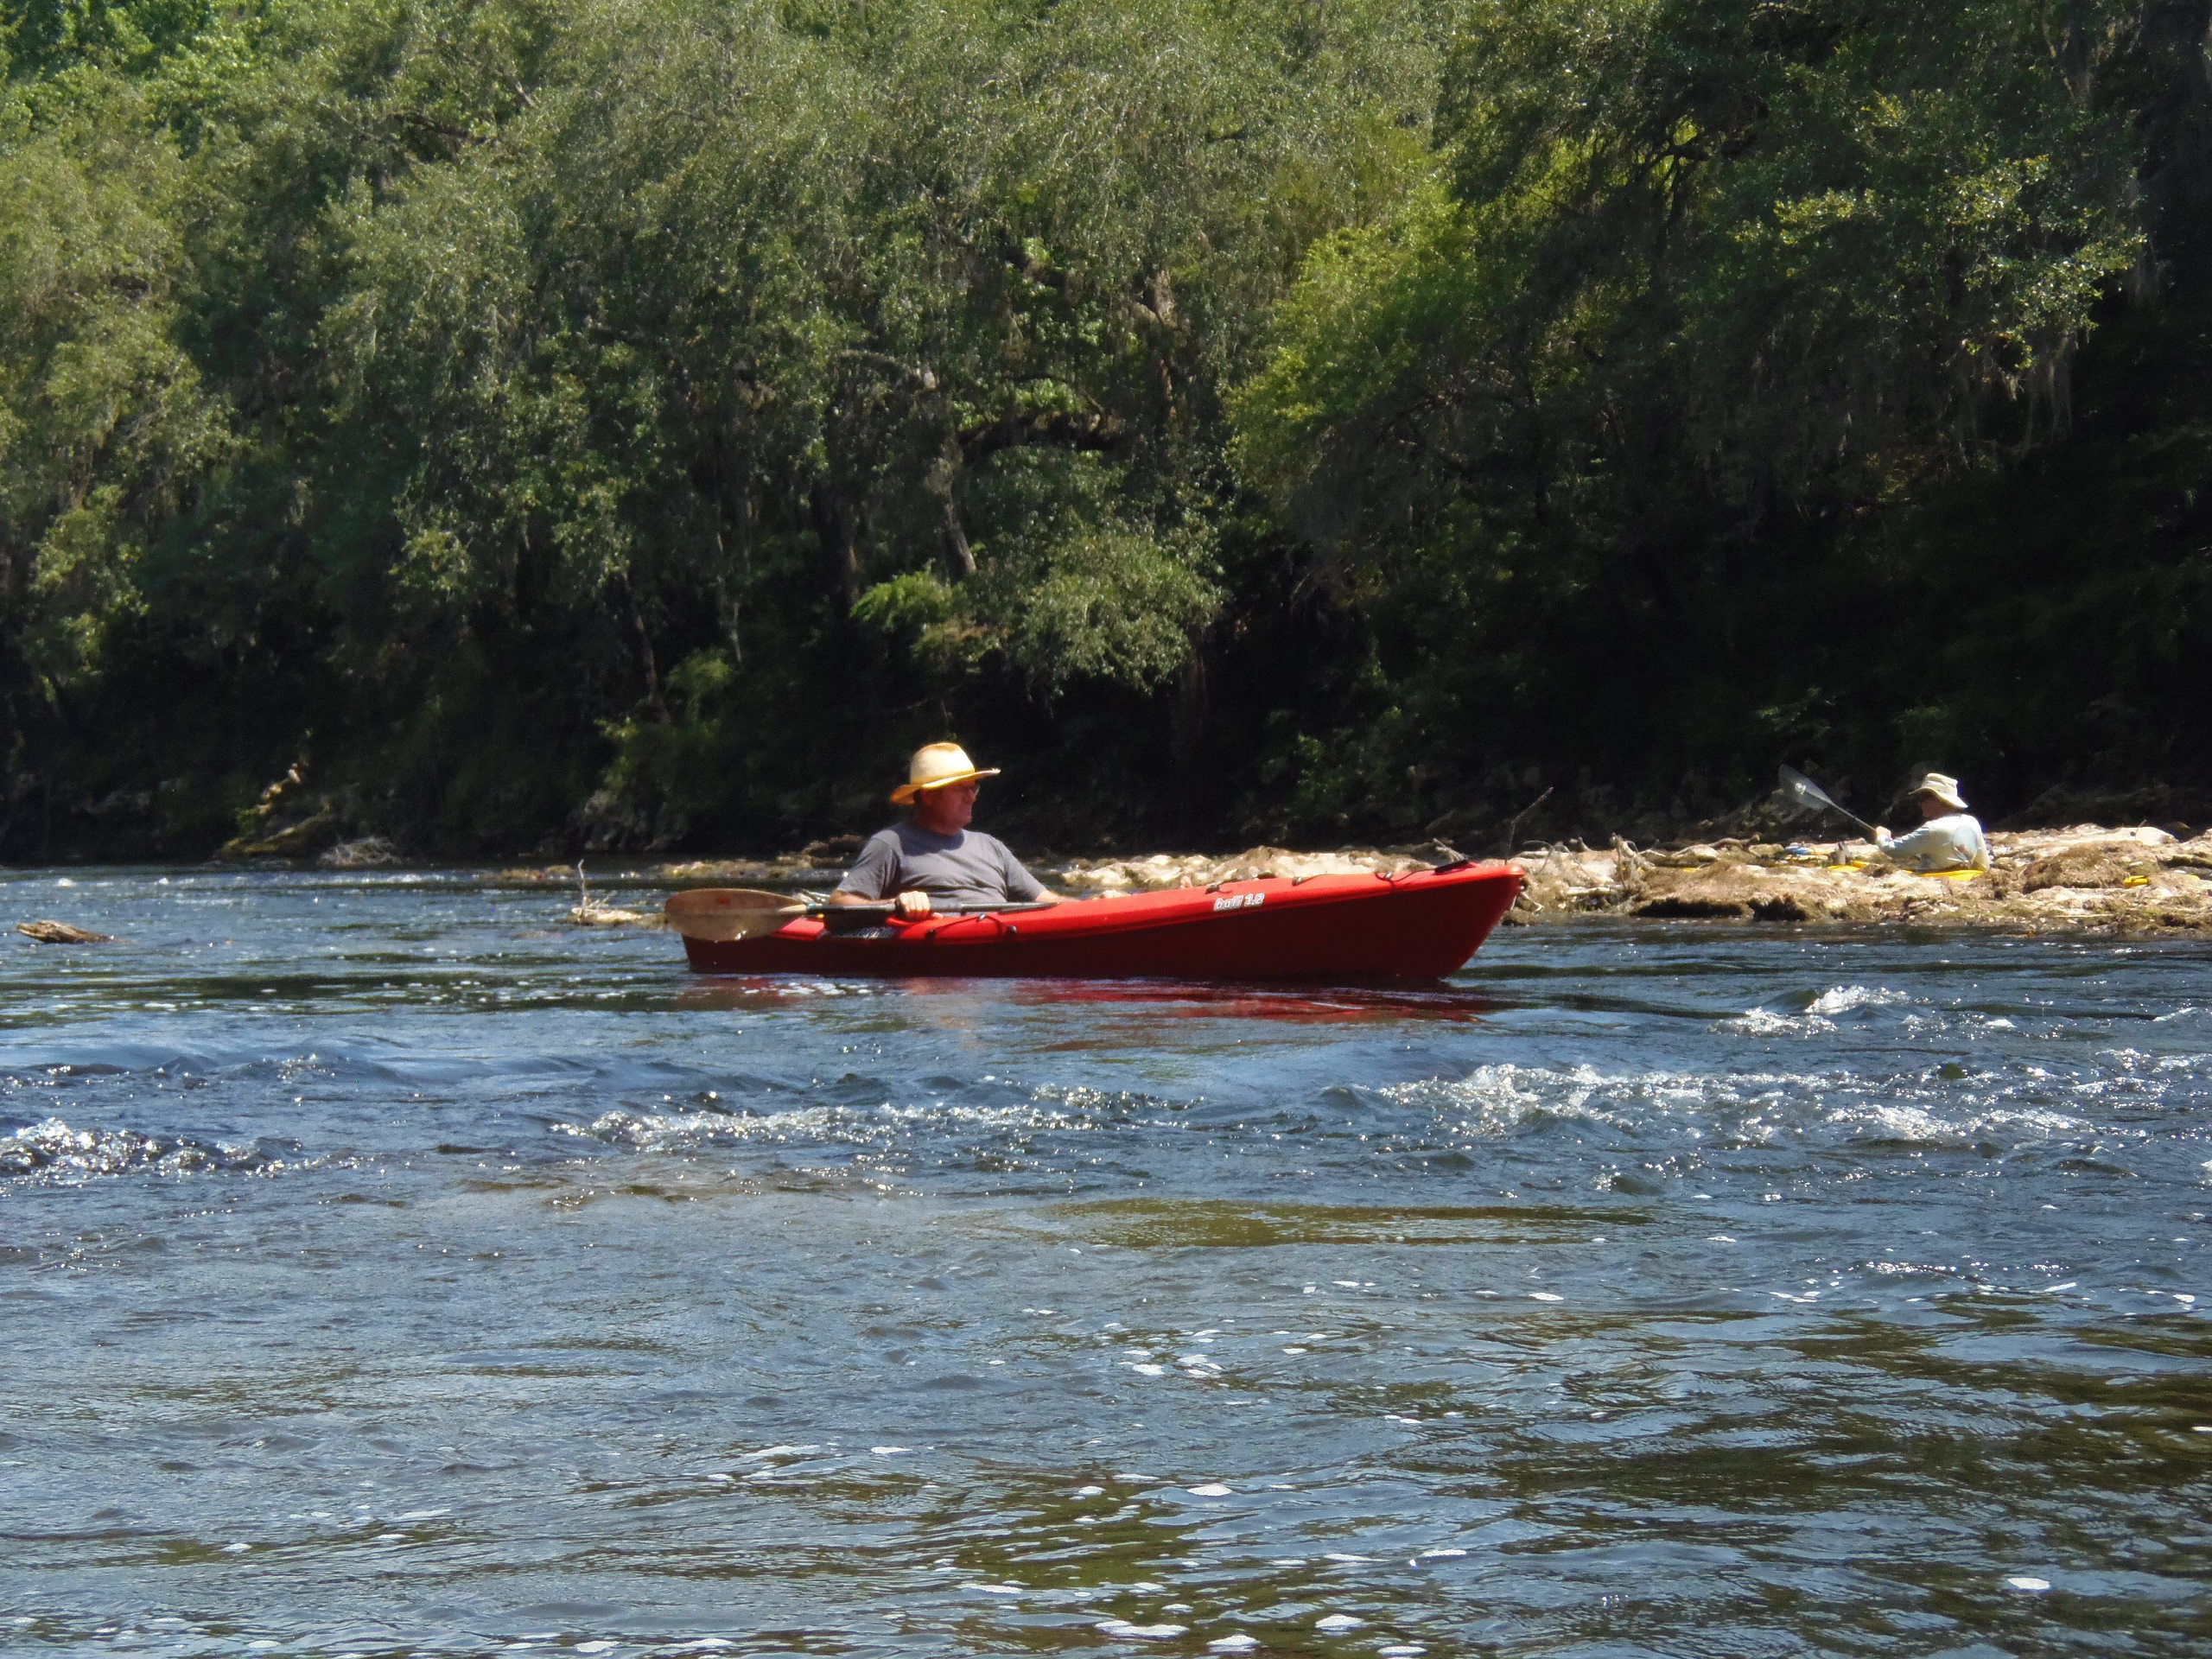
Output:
810 485 860 610
926 442 976 580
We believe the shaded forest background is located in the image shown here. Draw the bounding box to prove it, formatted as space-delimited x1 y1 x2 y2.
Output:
3 0 2209 860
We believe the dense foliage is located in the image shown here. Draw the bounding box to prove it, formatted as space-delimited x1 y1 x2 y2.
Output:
3 0 2208 858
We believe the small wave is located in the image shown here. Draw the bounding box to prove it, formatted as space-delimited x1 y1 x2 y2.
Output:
1375 1064 1716 1133
1807 985 1911 1016
1723 985 1912 1035
1828 1102 2084 1147
0 1116 304 1181
557 1093 1129 1154
1724 1007 1833 1036
1368 1063 2116 1156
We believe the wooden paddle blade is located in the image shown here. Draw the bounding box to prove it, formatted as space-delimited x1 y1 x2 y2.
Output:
664 888 805 942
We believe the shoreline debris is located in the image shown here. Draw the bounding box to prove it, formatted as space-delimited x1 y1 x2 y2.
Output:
565 861 658 927
486 823 2209 936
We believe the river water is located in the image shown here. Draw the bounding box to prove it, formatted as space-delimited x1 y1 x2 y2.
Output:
3 867 2208 1658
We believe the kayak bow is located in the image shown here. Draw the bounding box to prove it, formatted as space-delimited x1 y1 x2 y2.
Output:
668 861 1522 981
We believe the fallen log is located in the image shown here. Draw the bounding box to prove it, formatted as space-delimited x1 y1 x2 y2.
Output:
17 919 116 944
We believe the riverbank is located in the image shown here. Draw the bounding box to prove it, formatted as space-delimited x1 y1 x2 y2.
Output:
1494 823 2212 934
468 822 2212 935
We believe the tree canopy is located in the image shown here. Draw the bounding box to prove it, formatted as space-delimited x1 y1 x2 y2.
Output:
3 0 2209 857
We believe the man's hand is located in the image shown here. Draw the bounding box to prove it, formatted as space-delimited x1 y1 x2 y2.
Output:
893 890 933 918
1873 827 1892 845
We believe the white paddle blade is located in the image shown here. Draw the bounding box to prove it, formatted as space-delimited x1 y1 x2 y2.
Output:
664 888 805 943
1777 766 1835 811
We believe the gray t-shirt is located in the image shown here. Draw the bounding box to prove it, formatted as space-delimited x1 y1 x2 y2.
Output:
834 823 1046 906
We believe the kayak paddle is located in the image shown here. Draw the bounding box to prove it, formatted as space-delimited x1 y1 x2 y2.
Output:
664 887 806 942
666 888 1057 941
1777 766 1878 836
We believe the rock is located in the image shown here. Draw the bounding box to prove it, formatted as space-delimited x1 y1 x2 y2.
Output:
1628 861 1867 923
1644 843 1724 868
2160 834 2212 871
662 858 784 882
17 920 116 944
220 804 342 860
2019 842 2158 892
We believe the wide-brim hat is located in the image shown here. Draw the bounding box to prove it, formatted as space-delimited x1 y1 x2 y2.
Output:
1908 772 1967 811
890 741 1001 804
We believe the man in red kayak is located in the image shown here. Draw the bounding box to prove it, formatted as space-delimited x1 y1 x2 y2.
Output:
829 743 1058 918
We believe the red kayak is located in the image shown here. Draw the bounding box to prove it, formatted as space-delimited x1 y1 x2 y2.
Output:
673 861 1522 981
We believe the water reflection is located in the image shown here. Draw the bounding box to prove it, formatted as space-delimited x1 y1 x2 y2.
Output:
3 866 2208 1656
677 975 1500 1026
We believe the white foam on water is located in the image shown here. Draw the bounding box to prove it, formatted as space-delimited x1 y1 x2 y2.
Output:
1128 1363 1167 1376
2005 1576 2051 1592
1096 1620 1187 1639
871 1446 910 1455
1208 1638 1259 1653
1725 1008 1833 1036
1186 1483 1233 1496
1073 1484 1105 1496
1808 985 1911 1016
975 1585 1024 1596
561 1088 1138 1154
1831 1099 2083 1145
0 1116 308 1183
1529 1292 1563 1302
1315 1613 1364 1630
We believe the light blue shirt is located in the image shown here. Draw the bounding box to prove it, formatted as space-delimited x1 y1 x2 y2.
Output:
1878 813 1989 872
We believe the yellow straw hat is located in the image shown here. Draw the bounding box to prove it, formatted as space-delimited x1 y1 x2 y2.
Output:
1908 772 1967 811
889 741 1001 805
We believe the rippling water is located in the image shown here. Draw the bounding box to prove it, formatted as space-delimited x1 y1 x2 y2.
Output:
4 867 2209 1657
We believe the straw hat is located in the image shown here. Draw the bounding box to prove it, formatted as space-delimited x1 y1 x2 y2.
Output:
889 741 1001 804
1908 772 1967 811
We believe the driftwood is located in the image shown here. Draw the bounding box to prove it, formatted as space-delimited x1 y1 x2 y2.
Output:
17 920 116 944
565 861 658 927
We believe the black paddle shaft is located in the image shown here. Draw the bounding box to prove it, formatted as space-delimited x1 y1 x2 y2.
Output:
805 900 1057 919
